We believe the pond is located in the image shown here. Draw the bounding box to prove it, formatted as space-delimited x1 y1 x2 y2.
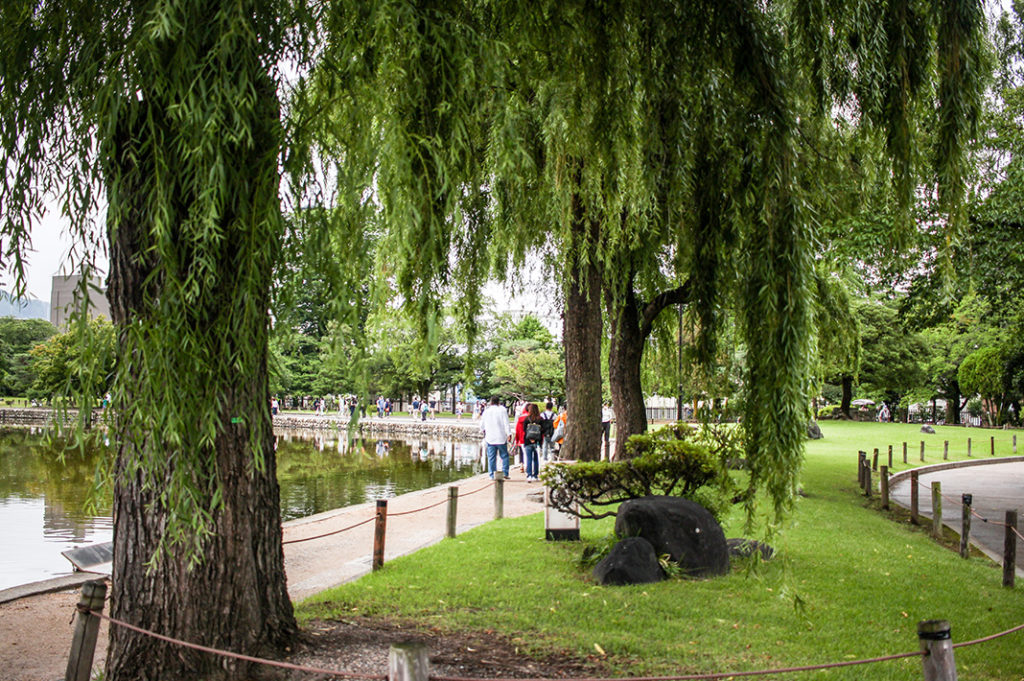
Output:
0 427 484 591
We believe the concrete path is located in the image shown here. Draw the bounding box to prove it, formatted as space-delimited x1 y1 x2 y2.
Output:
283 471 547 601
889 460 1024 575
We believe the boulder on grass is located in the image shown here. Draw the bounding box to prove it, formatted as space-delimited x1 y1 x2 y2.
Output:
726 538 775 561
921 425 936 434
592 537 665 586
614 496 729 578
806 421 823 440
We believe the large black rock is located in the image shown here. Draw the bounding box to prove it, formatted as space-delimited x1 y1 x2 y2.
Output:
592 537 665 586
806 421 824 439
615 496 729 578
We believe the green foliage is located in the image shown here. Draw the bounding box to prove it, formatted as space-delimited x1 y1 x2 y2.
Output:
28 317 114 404
541 424 731 521
0 317 57 395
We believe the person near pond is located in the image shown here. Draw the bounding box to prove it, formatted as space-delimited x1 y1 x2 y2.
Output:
522 403 544 481
513 403 530 472
480 395 511 479
420 400 430 421
539 401 556 462
552 405 567 458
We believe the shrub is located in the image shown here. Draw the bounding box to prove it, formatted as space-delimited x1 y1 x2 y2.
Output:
540 423 735 521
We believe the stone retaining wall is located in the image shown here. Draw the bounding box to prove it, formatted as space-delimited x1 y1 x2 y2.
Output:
271 414 481 441
0 408 100 427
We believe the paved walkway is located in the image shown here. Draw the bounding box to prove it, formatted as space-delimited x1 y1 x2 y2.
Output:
889 460 1024 575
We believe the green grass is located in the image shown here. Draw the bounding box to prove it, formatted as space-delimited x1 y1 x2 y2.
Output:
298 421 1024 680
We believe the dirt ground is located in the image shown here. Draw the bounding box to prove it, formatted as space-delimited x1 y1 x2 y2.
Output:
0 590 605 681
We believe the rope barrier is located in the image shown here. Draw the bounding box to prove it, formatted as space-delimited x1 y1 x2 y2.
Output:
911 478 1024 543
282 479 494 544
83 607 386 679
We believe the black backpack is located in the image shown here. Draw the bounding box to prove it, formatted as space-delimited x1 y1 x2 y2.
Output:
524 420 543 444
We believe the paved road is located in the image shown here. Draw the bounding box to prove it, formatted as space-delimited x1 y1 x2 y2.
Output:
889 461 1024 574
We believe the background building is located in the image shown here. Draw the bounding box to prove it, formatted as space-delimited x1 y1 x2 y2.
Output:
49 274 110 328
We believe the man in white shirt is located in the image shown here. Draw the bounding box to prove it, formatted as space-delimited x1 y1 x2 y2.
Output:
480 395 511 479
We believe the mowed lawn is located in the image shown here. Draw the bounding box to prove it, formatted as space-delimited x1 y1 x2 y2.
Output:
299 421 1024 680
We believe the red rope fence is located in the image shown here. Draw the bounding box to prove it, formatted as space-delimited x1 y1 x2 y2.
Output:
79 604 1024 681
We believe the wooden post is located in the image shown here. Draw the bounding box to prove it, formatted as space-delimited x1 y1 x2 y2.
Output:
864 462 872 498
931 482 942 539
911 470 920 525
494 470 504 520
1004 510 1017 588
857 451 866 486
960 494 972 559
65 579 107 681
967 437 972 457
1014 434 1017 455
373 499 388 571
918 620 958 681
880 465 890 509
446 486 458 538
920 441 925 462
872 448 878 471
990 436 995 456
389 641 430 681
903 441 908 464
888 444 893 469
943 440 949 461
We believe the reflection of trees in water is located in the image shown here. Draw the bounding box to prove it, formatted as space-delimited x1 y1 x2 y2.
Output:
274 432 484 521
0 428 113 539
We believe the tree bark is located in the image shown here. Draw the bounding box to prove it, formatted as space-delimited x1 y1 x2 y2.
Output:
840 375 854 418
607 277 689 460
562 201 604 462
104 57 295 681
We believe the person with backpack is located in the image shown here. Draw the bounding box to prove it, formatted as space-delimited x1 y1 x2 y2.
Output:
539 401 556 461
522 403 544 481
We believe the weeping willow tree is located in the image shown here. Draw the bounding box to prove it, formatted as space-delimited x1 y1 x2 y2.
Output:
0 1 309 678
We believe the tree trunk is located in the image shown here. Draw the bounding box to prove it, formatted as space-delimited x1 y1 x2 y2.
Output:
948 381 963 425
840 375 853 418
608 289 646 460
562 205 604 462
103 45 295 680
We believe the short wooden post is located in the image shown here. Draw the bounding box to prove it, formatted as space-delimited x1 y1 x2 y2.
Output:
888 444 893 469
967 437 972 457
920 441 925 462
918 620 958 681
446 486 458 538
857 451 866 486
872 448 879 471
65 579 107 681
880 465 890 509
943 440 949 460
494 470 504 520
960 494 972 559
373 499 388 571
931 482 942 539
911 470 920 525
1014 434 1017 455
1004 510 1017 588
990 436 995 456
864 462 872 498
389 641 430 681
903 441 908 464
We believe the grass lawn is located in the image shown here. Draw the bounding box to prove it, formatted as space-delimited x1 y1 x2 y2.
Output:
299 421 1024 680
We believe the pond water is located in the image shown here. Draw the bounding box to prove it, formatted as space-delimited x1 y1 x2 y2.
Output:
0 427 484 591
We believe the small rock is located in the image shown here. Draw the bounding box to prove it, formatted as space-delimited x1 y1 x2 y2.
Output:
592 537 665 586
921 425 936 434
806 421 823 440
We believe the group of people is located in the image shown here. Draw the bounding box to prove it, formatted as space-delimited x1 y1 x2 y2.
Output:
479 397 569 481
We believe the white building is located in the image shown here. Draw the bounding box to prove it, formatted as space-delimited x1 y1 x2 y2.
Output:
50 275 110 328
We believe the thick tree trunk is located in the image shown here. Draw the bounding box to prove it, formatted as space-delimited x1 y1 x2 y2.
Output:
104 58 295 681
562 206 604 462
608 290 646 460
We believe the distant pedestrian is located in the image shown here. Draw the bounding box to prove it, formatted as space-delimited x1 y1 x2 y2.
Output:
480 395 510 478
602 402 615 443
420 400 429 421
522 403 544 481
539 401 555 461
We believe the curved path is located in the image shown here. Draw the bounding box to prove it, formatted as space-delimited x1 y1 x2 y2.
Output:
889 459 1024 575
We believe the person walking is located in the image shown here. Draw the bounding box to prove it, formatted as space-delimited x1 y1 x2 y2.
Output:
480 396 510 479
552 405 567 459
539 401 556 462
513 403 530 472
522 403 544 481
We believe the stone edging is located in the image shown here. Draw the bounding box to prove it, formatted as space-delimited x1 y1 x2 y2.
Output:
887 455 1024 487
271 414 482 441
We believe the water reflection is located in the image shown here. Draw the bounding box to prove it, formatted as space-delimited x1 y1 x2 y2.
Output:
0 427 484 590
